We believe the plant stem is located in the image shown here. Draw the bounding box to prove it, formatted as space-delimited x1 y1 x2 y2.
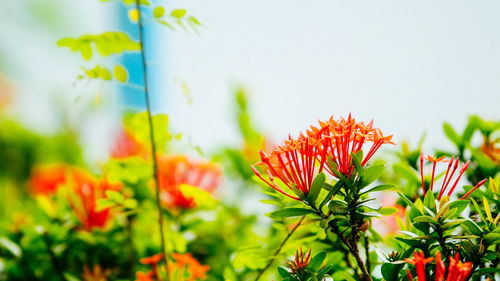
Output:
134 1 170 280
435 225 449 261
364 235 371 274
330 225 371 281
253 216 305 281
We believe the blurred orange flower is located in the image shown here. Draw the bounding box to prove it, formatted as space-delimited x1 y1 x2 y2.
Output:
170 253 210 281
157 155 221 209
137 252 209 281
29 164 67 195
82 264 109 281
111 129 148 159
65 168 121 231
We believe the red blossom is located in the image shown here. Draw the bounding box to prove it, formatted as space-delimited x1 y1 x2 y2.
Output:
286 247 312 275
310 114 394 178
405 251 434 281
406 251 472 281
420 154 486 200
252 134 325 200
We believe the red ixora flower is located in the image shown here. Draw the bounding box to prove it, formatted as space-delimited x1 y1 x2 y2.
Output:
251 134 326 200
286 247 312 275
29 164 66 195
419 154 487 200
405 251 472 281
65 168 122 231
157 155 221 209
310 114 394 178
251 114 393 200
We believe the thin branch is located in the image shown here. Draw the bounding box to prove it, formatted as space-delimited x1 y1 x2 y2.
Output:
253 216 306 281
364 235 371 275
134 1 170 280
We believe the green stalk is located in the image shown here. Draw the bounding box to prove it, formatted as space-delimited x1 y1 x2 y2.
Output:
133 1 170 280
253 216 305 281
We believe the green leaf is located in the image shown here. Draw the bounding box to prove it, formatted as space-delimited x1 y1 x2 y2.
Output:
397 192 414 206
319 180 342 210
96 198 116 211
153 6 165 18
268 208 315 218
179 184 216 209
359 198 383 210
379 207 398 216
113 65 128 82
360 164 385 187
484 233 500 245
423 190 435 211
359 211 382 218
171 9 187 19
462 116 478 143
413 216 438 225
443 122 461 146
328 200 348 214
307 173 326 206
105 190 124 203
351 151 363 174
381 263 398 281
277 267 293 278
360 184 395 194
448 200 469 216
307 252 326 271
0 237 21 258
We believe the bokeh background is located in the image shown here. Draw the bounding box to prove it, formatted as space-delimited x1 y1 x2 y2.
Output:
2 0 500 161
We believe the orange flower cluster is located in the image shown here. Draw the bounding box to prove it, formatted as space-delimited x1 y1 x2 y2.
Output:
405 251 472 281
420 154 487 200
65 169 122 231
136 253 209 281
169 253 210 281
157 155 221 209
29 165 121 231
252 114 393 200
286 247 312 275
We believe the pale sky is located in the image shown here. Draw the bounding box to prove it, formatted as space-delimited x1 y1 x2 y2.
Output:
1 0 499 161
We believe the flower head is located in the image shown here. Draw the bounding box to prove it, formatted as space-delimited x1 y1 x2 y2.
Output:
138 252 209 281
404 251 434 281
29 164 66 195
286 247 312 276
252 134 325 200
65 168 121 231
310 114 394 178
157 155 221 209
406 251 472 281
420 154 487 200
